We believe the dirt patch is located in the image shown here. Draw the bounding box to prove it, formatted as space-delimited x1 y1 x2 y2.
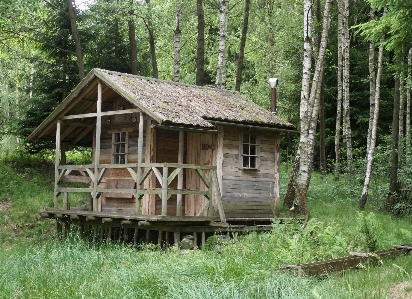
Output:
0 201 11 211
388 281 412 299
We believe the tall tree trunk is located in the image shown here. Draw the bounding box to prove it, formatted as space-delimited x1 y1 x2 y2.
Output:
215 0 228 89
234 0 250 92
173 0 183 82
407 48 412 149
196 0 205 86
386 60 401 210
297 0 312 199
296 0 333 208
316 0 326 175
319 72 326 174
284 152 300 209
342 0 352 172
128 0 138 75
366 7 376 155
334 0 343 181
68 0 85 80
399 61 405 166
144 0 158 78
358 31 384 210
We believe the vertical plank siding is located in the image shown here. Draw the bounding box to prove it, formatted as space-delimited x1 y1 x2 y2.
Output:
222 128 279 201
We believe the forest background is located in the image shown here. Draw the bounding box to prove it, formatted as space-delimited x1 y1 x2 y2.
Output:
1 0 412 214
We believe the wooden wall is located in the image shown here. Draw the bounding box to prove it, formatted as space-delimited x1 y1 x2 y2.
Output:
222 127 280 201
185 132 217 216
154 129 180 215
97 97 147 214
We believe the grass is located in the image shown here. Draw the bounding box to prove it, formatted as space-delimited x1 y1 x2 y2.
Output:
1 151 412 298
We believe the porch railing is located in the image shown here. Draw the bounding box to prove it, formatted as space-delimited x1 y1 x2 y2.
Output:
54 163 226 222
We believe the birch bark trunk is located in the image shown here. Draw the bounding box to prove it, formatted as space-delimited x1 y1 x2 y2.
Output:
68 0 85 80
366 7 376 155
358 30 385 210
299 0 333 194
173 0 183 82
215 0 228 89
234 0 250 92
399 61 405 166
334 0 343 180
342 0 352 172
297 0 312 197
386 61 401 210
407 48 412 148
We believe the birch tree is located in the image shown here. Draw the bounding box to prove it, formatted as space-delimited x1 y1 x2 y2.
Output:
295 0 333 208
342 0 352 171
358 21 385 210
173 0 183 82
399 61 405 165
407 48 412 148
366 7 376 155
334 0 344 180
215 0 228 89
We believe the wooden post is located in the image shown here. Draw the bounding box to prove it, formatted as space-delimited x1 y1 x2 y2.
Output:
216 126 224 197
136 112 144 214
133 229 138 247
161 165 168 215
93 81 102 211
202 232 206 247
54 120 61 208
212 170 226 222
63 192 68 210
174 231 180 246
177 131 184 216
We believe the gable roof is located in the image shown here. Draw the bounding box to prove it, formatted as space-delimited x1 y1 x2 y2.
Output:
29 68 295 142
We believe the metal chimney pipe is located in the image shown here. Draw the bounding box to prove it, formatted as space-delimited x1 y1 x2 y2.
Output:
268 78 278 114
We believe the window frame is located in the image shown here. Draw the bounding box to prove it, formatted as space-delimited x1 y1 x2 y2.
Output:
108 129 133 164
239 132 260 170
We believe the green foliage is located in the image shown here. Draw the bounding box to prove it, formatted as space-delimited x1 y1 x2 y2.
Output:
352 211 380 251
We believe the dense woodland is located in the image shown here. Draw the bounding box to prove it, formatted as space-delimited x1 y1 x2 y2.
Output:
1 0 412 212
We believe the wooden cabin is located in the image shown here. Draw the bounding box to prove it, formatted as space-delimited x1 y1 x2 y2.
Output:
29 68 296 245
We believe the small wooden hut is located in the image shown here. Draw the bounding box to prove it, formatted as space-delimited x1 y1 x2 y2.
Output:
29 68 296 245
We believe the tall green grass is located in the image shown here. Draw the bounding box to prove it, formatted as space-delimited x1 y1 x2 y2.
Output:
1 153 412 298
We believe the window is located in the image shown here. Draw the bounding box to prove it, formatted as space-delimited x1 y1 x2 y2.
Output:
112 131 128 164
240 133 260 169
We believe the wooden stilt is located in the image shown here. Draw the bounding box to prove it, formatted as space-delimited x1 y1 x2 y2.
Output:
165 231 169 246
134 229 138 247
158 231 163 247
146 230 150 243
108 227 112 242
201 232 206 247
174 231 180 246
193 232 197 248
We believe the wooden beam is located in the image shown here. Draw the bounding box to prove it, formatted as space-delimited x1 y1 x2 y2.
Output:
152 124 217 134
176 131 184 216
62 109 141 120
161 166 168 216
136 112 144 214
207 120 298 134
54 120 61 208
93 81 102 211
